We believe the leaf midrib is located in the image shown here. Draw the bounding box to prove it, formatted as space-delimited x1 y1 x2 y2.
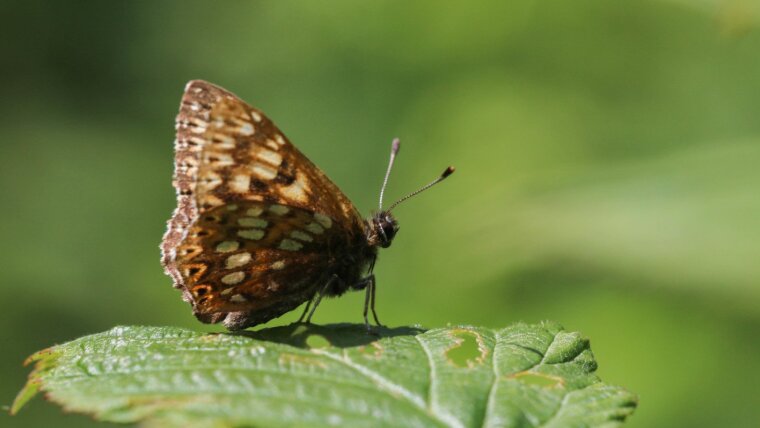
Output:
315 347 453 428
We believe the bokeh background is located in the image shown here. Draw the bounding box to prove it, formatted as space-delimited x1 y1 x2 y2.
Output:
2 1 759 427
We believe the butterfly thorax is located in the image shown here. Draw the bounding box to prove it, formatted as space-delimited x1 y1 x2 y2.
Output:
319 213 394 297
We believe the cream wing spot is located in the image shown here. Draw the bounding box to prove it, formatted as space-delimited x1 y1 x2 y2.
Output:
290 230 313 242
188 118 207 134
271 260 286 270
279 239 303 251
313 212 333 229
269 204 289 215
281 174 309 204
187 136 206 146
199 171 222 190
201 194 225 207
238 217 268 228
250 163 277 180
251 111 262 122
230 293 247 303
215 241 240 253
221 271 245 285
239 122 254 136
220 287 234 296
304 222 324 235
226 204 239 211
187 82 202 92
229 174 251 193
246 207 264 216
255 147 283 166
203 152 234 167
225 252 252 269
238 229 265 240
242 193 265 202
211 133 235 149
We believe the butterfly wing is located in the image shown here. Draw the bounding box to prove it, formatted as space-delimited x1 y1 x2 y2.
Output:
171 80 363 225
161 80 367 328
170 201 343 328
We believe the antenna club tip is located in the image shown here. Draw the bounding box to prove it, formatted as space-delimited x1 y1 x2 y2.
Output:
442 166 455 178
391 138 401 154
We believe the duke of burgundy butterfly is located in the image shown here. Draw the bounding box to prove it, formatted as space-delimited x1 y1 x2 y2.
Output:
161 80 454 331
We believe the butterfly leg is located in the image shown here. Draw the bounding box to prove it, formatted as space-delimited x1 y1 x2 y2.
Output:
362 278 372 330
370 276 382 327
296 297 313 323
359 274 384 331
304 274 340 324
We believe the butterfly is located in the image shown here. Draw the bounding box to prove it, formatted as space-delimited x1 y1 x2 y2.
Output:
161 80 454 331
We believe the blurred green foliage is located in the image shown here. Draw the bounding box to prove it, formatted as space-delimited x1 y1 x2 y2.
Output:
1 1 758 427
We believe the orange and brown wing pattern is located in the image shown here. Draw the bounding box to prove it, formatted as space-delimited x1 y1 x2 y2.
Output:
161 81 366 327
171 201 339 324
171 80 362 225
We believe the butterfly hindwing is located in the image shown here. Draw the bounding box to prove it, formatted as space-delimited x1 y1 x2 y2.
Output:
173 201 338 321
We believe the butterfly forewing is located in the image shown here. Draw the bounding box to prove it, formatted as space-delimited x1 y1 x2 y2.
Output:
161 81 367 327
173 80 362 225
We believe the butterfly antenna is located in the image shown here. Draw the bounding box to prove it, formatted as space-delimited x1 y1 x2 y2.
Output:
386 166 455 213
378 138 401 210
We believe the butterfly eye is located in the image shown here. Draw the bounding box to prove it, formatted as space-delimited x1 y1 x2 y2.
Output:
382 221 397 243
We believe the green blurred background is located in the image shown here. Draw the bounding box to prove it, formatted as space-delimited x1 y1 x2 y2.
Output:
2 1 759 427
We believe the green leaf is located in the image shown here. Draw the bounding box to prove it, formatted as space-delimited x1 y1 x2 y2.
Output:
12 322 636 427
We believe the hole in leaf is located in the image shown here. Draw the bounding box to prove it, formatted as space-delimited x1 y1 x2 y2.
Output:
306 334 329 349
511 371 564 388
446 330 483 368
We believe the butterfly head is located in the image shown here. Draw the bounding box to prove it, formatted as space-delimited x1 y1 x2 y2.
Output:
369 211 399 248
369 138 454 249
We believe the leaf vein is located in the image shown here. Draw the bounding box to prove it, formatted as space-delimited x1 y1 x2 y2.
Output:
414 334 465 428
480 330 500 428
313 348 450 427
